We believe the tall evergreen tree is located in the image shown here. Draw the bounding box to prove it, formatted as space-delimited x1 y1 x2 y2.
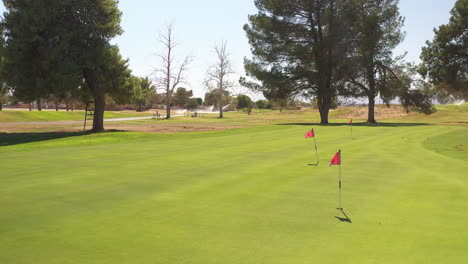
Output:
2 0 131 131
2 0 77 105
420 0 467 99
132 76 155 112
339 0 435 119
342 0 405 123
244 0 349 124
172 87 193 108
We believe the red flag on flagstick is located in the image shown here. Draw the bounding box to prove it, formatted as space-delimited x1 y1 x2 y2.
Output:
329 151 341 166
305 129 315 138
348 119 353 125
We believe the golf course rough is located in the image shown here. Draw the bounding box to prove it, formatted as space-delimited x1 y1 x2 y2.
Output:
1 109 467 263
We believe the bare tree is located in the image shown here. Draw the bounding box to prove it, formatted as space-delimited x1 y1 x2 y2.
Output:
205 41 235 118
155 23 192 118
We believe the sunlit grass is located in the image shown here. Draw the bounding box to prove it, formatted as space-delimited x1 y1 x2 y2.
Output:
0 104 467 263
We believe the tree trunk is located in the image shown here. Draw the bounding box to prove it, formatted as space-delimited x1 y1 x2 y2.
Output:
92 94 105 132
318 97 331 124
367 67 377 123
219 103 224 118
66 104 69 111
319 107 329 124
166 102 171 119
367 95 377 123
37 100 42 111
0 101 3 111
71 103 74 112
55 103 59 111
29 103 32 111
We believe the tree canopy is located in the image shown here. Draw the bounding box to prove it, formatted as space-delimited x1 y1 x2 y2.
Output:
172 87 193 108
244 0 349 123
341 0 411 122
420 0 467 99
236 94 253 109
2 0 131 131
132 76 155 112
244 0 436 122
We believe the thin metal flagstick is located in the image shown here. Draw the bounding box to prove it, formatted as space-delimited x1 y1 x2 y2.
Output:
338 150 343 210
313 129 319 165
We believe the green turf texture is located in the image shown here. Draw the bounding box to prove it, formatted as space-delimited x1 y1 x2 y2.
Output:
424 129 468 162
0 110 151 123
1 109 468 263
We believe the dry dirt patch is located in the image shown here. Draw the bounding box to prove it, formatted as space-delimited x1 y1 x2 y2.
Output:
334 105 408 119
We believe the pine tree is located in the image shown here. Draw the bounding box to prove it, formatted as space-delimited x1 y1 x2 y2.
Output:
343 0 405 123
420 0 467 99
2 0 131 131
244 0 349 124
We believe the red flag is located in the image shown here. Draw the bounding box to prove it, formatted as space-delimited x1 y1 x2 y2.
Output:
348 119 353 125
305 129 315 138
329 151 341 166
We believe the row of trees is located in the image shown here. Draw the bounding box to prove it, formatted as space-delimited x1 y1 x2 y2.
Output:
0 1 231 129
242 0 467 124
1 0 464 129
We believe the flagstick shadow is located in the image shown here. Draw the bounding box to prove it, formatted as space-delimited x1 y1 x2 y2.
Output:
308 163 319 166
335 209 352 223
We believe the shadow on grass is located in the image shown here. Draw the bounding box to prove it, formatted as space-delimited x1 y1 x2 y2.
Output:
335 209 352 223
0 130 123 147
278 122 432 127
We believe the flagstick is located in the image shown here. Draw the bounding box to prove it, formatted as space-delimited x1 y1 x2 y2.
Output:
338 150 343 210
313 129 319 165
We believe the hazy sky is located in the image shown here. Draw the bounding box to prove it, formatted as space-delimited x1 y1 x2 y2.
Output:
0 0 458 99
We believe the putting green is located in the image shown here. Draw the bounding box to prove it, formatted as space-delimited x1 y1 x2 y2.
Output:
0 119 467 263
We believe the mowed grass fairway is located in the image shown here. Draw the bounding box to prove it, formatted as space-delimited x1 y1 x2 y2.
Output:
1 106 468 263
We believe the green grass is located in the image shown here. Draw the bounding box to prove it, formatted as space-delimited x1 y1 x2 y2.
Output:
0 110 152 123
423 129 468 161
0 105 467 263
395 103 468 124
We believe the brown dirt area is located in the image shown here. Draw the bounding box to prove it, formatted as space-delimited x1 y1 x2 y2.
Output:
334 105 408 119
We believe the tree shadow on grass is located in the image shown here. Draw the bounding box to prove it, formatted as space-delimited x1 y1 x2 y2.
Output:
335 209 352 223
0 130 123 147
278 122 432 127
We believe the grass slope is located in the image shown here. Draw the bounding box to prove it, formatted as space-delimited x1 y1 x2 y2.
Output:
423 129 468 161
1 116 467 263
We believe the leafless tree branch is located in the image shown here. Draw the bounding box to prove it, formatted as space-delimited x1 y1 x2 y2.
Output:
153 22 192 118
